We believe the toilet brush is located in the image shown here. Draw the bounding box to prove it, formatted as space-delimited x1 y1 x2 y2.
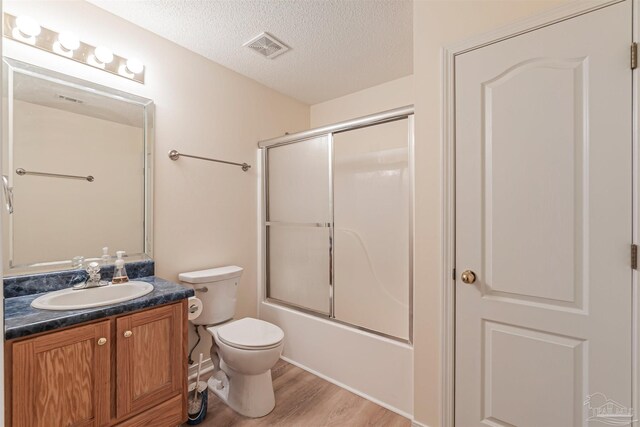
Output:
187 353 208 425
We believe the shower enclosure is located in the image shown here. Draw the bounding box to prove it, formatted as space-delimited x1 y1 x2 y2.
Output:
260 106 413 342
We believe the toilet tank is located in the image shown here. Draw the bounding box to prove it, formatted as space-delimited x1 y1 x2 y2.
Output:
179 266 243 325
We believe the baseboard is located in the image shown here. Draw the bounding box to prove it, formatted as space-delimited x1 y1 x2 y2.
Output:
192 355 424 424
279 355 413 420
188 357 214 381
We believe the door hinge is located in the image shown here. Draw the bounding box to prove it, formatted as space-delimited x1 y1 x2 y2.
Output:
632 43 638 70
632 244 638 270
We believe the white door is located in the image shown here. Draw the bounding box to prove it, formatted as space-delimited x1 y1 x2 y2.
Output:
455 2 633 426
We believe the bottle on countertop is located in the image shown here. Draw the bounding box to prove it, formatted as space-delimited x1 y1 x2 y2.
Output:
101 247 110 266
71 255 84 269
112 250 129 284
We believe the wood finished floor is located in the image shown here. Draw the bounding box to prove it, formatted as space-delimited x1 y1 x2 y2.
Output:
187 360 410 427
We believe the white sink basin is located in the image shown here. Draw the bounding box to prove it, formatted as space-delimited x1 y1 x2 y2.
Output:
31 281 154 311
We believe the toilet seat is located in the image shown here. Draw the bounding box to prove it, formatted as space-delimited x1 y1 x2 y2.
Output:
216 317 284 350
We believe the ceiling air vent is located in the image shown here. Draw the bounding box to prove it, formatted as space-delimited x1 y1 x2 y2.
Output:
55 94 83 104
244 32 290 59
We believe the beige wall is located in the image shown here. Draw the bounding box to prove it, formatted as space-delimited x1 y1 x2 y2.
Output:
412 1 569 425
310 75 413 127
4 0 309 360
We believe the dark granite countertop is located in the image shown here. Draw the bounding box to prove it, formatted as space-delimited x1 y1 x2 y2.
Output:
4 260 155 298
4 276 194 340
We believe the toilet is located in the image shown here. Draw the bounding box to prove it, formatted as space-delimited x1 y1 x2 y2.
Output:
179 266 284 418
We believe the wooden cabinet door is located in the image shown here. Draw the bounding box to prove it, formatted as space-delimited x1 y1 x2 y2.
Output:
11 321 111 427
116 303 184 419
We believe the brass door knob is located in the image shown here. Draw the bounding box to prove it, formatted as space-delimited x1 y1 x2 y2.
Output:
124 330 133 338
461 270 476 284
97 337 107 346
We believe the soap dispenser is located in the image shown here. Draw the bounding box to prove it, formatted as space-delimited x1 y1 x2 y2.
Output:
101 247 110 266
112 251 129 284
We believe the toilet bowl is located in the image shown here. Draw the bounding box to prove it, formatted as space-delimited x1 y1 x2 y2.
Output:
207 317 284 417
179 266 284 418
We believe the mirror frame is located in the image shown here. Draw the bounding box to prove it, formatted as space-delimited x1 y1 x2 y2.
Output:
3 57 154 275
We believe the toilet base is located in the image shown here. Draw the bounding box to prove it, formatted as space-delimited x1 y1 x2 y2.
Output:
207 360 276 418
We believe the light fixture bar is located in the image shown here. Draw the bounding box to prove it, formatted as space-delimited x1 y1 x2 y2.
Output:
2 13 145 84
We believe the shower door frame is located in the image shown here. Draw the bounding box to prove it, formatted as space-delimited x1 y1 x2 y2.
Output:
259 105 415 344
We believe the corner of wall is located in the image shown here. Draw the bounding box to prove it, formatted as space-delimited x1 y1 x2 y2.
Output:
309 75 413 127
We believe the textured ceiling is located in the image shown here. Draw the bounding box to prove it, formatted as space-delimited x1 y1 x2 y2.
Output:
87 0 413 104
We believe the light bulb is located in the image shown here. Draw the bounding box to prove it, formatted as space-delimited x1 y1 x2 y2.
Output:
58 32 80 52
15 16 41 37
94 46 113 64
125 58 144 74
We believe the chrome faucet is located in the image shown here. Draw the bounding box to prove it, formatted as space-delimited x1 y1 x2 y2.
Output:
73 261 108 290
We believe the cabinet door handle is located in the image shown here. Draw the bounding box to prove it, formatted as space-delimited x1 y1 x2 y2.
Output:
97 337 107 346
124 330 133 338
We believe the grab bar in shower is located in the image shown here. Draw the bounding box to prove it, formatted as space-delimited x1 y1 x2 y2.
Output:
168 150 251 172
16 168 94 182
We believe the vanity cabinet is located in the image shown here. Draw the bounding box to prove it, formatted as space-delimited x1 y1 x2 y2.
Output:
116 303 184 420
11 321 112 427
5 301 187 427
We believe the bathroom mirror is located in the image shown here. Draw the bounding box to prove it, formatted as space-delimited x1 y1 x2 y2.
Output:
2 58 154 274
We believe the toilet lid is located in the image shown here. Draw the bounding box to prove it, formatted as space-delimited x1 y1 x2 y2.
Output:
216 318 284 349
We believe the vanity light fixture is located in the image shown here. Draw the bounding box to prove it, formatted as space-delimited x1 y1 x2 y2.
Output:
119 57 144 78
53 31 79 58
125 58 144 74
94 46 113 64
11 15 40 45
57 31 80 52
15 15 40 38
3 13 145 84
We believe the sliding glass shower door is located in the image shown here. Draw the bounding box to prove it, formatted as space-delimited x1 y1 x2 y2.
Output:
263 110 412 341
333 118 410 340
265 135 332 315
